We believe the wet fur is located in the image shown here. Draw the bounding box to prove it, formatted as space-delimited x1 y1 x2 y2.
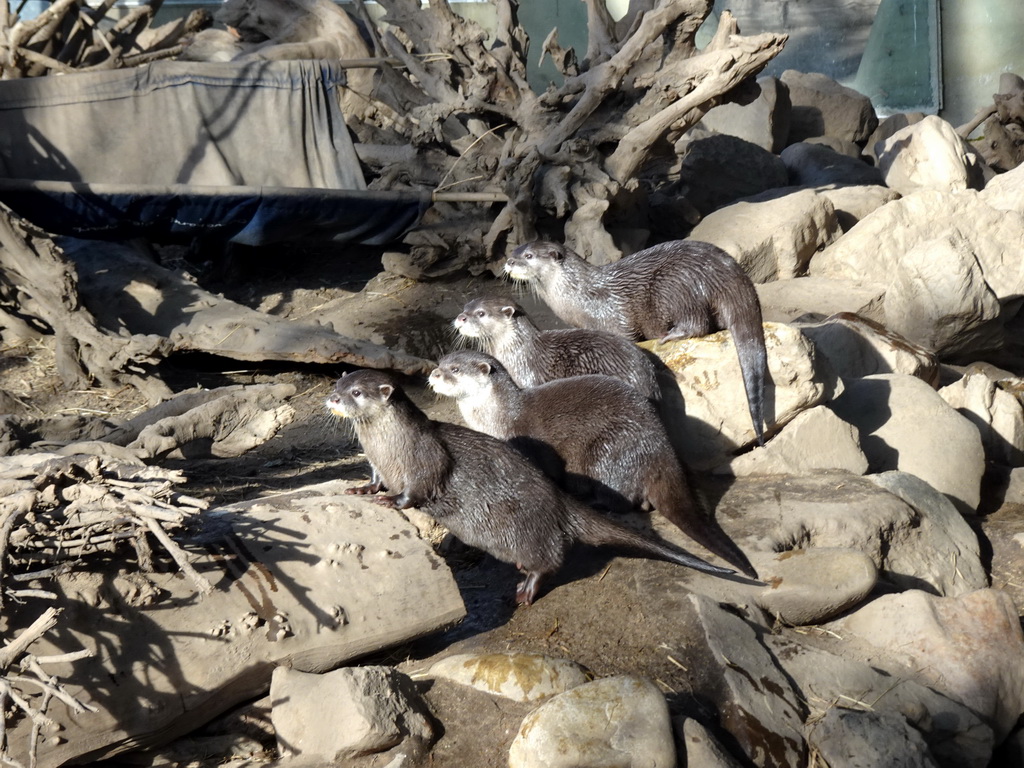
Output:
430 351 757 579
505 239 769 445
327 369 741 605
454 297 660 401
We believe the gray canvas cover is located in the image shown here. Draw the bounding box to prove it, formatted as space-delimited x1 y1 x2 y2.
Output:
0 59 428 244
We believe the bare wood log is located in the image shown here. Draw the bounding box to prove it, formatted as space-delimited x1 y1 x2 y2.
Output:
583 0 617 66
606 31 787 183
0 208 172 403
136 516 213 595
0 608 58 670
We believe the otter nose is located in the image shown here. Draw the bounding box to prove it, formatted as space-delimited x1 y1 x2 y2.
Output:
455 313 466 325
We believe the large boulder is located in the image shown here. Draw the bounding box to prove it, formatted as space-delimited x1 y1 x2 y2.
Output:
721 405 868 478
648 322 838 464
809 189 1024 360
766 637 993 768
677 133 790 216
688 188 842 283
829 374 986 514
719 472 986 597
695 75 792 153
508 676 677 768
690 594 807 766
780 141 884 187
781 70 878 144
757 277 886 324
875 115 988 194
837 589 1024 741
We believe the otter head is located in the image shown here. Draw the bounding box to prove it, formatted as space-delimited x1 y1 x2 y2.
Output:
429 350 504 402
454 297 522 341
503 241 568 284
326 370 398 421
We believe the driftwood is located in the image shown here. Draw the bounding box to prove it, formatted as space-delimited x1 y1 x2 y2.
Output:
0 452 215 766
958 72 1024 173
182 0 787 270
0 209 172 404
0 0 211 78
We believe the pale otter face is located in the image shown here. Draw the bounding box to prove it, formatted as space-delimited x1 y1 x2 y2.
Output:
503 241 565 283
429 351 497 402
454 298 519 341
326 370 396 420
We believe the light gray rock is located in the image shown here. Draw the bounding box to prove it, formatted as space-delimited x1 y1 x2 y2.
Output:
864 112 926 164
757 277 886 325
647 322 838 465
2 480 466 768
690 593 807 766
755 547 877 625
829 373 986 514
797 312 940 384
883 230 1005 359
837 589 1024 741
808 191 1024 360
781 142 884 187
876 115 986 195
676 717 745 768
508 676 676 768
423 653 589 703
764 636 993 768
721 405 868 478
863 471 987 595
718 472 986 597
688 188 842 283
678 133 790 216
939 369 1024 466
807 708 940 768
271 665 433 761
781 70 878 144
816 184 901 232
979 160 1024 213
696 75 791 154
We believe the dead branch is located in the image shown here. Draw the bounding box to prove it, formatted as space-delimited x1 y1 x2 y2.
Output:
0 209 172 403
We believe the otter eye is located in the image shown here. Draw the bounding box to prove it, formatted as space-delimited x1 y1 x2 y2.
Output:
524 252 533 259
351 389 362 398
476 310 485 317
451 366 460 374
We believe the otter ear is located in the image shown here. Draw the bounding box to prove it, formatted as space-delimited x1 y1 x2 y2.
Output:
545 243 564 261
500 304 517 319
378 383 395 401
475 360 492 376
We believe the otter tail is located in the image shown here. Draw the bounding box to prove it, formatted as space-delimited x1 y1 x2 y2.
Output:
569 503 738 579
732 317 769 446
647 461 759 580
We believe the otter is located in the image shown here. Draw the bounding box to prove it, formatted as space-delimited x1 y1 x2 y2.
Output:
504 239 769 445
453 297 661 401
429 350 757 579
325 369 743 605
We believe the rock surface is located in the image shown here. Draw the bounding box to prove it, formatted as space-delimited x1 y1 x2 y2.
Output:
508 676 677 768
838 589 1024 741
0 481 465 767
755 547 877 625
649 322 837 464
271 665 434 761
829 374 986 514
423 652 589 702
